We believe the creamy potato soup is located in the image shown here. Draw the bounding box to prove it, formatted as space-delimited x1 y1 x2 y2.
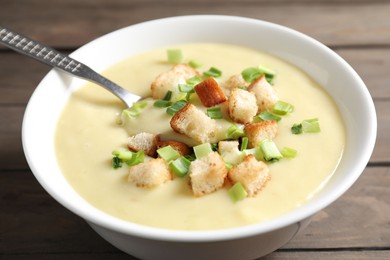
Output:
55 43 345 230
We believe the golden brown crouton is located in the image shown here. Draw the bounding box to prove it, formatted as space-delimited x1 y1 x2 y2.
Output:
244 120 278 148
228 155 270 197
218 140 245 165
228 88 258 124
194 77 227 107
128 158 171 188
189 152 228 196
170 103 217 144
151 64 200 99
157 140 191 156
128 132 159 157
247 75 279 112
220 74 249 96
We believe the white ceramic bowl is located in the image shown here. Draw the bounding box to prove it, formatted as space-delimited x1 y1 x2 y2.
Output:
22 15 377 260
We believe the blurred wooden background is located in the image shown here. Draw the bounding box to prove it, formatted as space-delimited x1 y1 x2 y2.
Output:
1 0 389 259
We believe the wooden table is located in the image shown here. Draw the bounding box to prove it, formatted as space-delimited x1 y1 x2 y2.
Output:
1 1 389 259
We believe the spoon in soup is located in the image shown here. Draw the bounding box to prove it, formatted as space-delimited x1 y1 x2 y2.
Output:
0 26 141 107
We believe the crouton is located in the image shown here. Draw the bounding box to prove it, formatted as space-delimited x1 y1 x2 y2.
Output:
218 140 245 165
127 132 159 157
157 140 191 156
151 64 200 100
170 103 217 144
244 120 278 148
194 77 227 107
189 152 228 196
128 158 171 188
248 75 279 112
220 74 249 96
228 88 258 124
228 155 270 197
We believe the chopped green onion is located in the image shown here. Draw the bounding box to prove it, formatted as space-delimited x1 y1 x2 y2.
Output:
125 150 145 166
186 75 203 85
207 107 223 119
225 162 234 170
193 143 213 159
272 101 294 115
166 100 188 116
153 100 172 108
112 148 134 161
280 147 297 159
240 137 249 151
226 124 245 139
112 156 123 169
255 111 281 122
302 118 321 133
163 90 173 101
243 147 264 161
188 59 202 68
241 67 262 83
122 100 148 118
211 143 219 152
203 67 222 78
228 182 248 202
260 139 283 162
291 123 303 134
169 156 191 177
157 145 181 162
179 83 195 93
167 49 184 64
258 64 277 84
184 154 196 161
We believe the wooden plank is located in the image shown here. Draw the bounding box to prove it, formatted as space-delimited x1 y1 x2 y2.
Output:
0 167 388 256
1 1 390 48
0 48 389 106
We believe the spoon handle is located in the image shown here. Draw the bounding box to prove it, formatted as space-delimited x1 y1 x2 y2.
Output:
0 26 140 107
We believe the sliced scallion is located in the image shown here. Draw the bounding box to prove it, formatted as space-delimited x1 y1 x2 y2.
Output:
241 67 262 83
166 100 188 116
302 118 321 133
280 147 297 159
125 150 145 166
225 162 234 170
203 67 222 78
186 75 203 85
188 59 202 68
112 148 134 161
153 100 172 108
207 107 223 119
240 137 249 151
157 145 181 162
226 124 245 139
122 100 148 118
260 139 283 162
167 49 184 64
169 156 191 177
243 147 264 161
256 111 281 122
258 64 277 84
112 156 123 169
291 123 303 135
272 101 294 115
193 143 213 159
228 182 248 202
179 83 195 93
163 90 173 101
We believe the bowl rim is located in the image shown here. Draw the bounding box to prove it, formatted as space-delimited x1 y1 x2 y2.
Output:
22 14 377 242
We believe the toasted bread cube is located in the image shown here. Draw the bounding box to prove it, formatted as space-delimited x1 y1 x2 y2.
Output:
128 158 171 188
157 140 191 156
189 152 228 196
244 120 278 148
220 74 249 96
218 140 245 165
248 75 279 112
128 132 158 157
170 103 217 144
194 77 227 107
228 88 258 124
228 155 270 197
151 64 200 99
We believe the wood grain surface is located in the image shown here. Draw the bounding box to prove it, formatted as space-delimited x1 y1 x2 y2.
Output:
1 0 389 259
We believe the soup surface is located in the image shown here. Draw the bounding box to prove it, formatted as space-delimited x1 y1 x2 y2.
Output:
55 43 345 230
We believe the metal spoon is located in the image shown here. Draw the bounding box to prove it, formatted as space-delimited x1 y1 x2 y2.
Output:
0 26 141 107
